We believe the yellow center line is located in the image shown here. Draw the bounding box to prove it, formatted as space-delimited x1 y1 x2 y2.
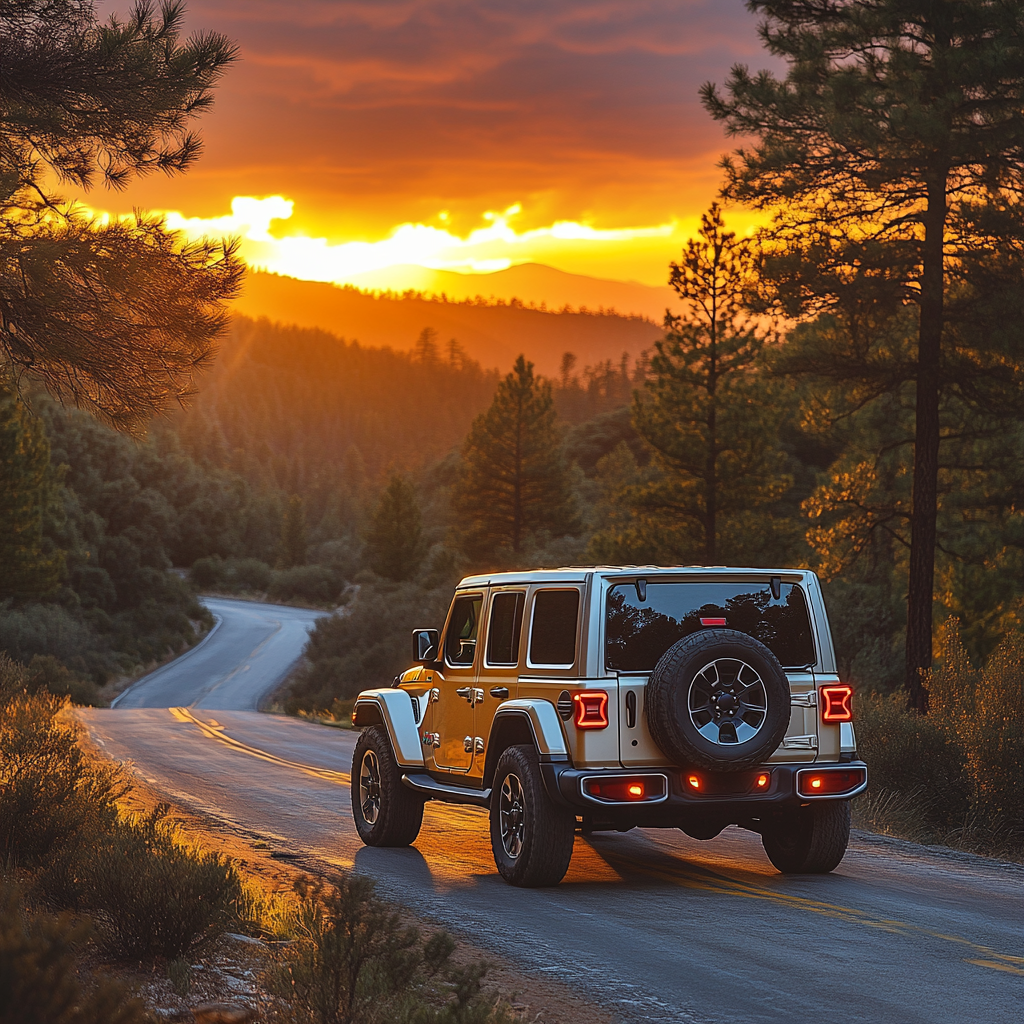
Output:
594 848 1022 968
964 959 1024 975
169 706 350 784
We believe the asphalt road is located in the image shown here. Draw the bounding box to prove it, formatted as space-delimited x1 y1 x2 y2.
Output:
83 597 1023 1024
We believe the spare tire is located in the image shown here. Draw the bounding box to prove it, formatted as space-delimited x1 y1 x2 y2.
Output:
645 629 790 771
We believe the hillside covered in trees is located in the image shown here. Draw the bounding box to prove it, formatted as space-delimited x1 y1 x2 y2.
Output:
232 270 664 375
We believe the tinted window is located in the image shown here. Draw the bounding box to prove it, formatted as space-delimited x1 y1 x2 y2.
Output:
529 589 580 666
606 582 815 671
487 592 525 665
445 595 482 666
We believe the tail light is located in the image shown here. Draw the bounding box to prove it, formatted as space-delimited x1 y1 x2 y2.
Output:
583 775 666 802
573 691 609 729
797 767 866 798
820 684 853 722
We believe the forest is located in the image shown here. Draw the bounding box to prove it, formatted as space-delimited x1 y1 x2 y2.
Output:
1 0 1021 863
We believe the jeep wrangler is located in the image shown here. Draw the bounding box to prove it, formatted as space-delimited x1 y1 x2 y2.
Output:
349 567 867 887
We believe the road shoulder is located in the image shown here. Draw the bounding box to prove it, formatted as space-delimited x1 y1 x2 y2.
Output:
79 726 621 1024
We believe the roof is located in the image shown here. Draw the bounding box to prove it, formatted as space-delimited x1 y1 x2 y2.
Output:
456 565 815 588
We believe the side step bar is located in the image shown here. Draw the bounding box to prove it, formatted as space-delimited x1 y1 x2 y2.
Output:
402 772 490 808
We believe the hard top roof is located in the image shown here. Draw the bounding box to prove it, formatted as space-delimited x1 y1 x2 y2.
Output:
456 565 815 588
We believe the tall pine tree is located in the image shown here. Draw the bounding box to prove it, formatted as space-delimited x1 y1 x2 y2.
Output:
0 1 242 431
364 474 424 581
624 205 791 565
702 0 1024 709
455 356 577 560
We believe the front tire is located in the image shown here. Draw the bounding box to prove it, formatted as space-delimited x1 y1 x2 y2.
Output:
351 726 425 847
761 800 851 873
489 745 575 887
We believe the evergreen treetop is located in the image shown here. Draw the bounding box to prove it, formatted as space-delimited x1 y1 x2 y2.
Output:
456 355 577 561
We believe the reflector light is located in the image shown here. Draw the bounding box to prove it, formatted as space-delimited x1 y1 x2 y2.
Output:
573 691 609 729
756 773 770 789
687 774 701 790
797 768 866 797
820 685 854 722
700 617 727 626
584 776 663 801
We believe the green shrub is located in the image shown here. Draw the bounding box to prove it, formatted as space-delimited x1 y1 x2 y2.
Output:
0 603 94 666
25 655 98 705
269 565 340 604
266 873 514 1024
228 557 273 592
927 620 1024 833
0 881 150 1024
855 691 970 828
0 684 124 868
854 619 1024 855
189 555 226 589
86 806 239 960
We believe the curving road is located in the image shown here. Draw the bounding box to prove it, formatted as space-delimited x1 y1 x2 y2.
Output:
82 598 1023 1024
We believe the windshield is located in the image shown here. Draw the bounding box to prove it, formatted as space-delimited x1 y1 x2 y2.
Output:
606 581 815 671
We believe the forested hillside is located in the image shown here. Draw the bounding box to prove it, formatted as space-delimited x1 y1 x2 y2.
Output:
232 271 664 375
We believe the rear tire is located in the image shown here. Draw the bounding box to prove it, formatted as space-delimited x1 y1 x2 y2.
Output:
490 745 575 887
761 800 850 873
351 726 425 847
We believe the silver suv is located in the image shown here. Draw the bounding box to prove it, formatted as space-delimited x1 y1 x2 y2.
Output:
350 566 866 887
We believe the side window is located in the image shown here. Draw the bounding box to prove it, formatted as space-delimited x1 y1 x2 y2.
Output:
529 589 580 668
486 591 525 666
444 595 482 667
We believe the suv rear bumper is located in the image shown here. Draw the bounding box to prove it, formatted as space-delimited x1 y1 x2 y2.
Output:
542 761 867 825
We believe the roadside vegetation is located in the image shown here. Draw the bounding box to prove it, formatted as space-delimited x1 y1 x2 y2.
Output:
0 654 519 1020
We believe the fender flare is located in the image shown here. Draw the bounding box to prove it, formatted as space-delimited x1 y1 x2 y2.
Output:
353 689 424 767
483 699 569 787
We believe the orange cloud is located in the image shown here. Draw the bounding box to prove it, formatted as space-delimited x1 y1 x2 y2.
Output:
88 0 773 262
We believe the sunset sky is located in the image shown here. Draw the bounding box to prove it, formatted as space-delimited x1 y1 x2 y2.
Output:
91 0 774 298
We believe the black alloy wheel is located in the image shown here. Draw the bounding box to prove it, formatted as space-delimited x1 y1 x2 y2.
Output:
489 744 575 887
351 726 425 847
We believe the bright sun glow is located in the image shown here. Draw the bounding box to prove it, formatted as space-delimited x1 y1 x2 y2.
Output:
158 196 681 287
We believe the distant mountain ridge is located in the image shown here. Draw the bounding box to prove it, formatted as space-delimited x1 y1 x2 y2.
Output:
231 267 670 376
340 262 679 321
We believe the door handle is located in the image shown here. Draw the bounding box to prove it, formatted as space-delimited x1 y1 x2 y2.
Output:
455 687 472 701
489 687 509 699
472 688 485 705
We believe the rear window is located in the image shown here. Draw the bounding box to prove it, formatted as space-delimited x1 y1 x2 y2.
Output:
529 589 580 667
606 581 815 671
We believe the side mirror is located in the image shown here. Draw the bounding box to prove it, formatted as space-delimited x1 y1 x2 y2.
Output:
412 628 440 664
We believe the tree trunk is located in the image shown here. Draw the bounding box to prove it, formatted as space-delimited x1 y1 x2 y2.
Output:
512 391 524 552
905 173 946 713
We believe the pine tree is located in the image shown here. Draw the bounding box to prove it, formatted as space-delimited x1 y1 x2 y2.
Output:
364 475 424 581
280 495 307 568
0 0 243 431
0 386 64 600
455 356 577 560
618 206 790 565
702 0 1024 708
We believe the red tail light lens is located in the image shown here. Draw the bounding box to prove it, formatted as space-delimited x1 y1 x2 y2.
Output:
686 774 701 790
820 685 853 722
573 691 609 729
583 776 666 801
797 768 866 797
